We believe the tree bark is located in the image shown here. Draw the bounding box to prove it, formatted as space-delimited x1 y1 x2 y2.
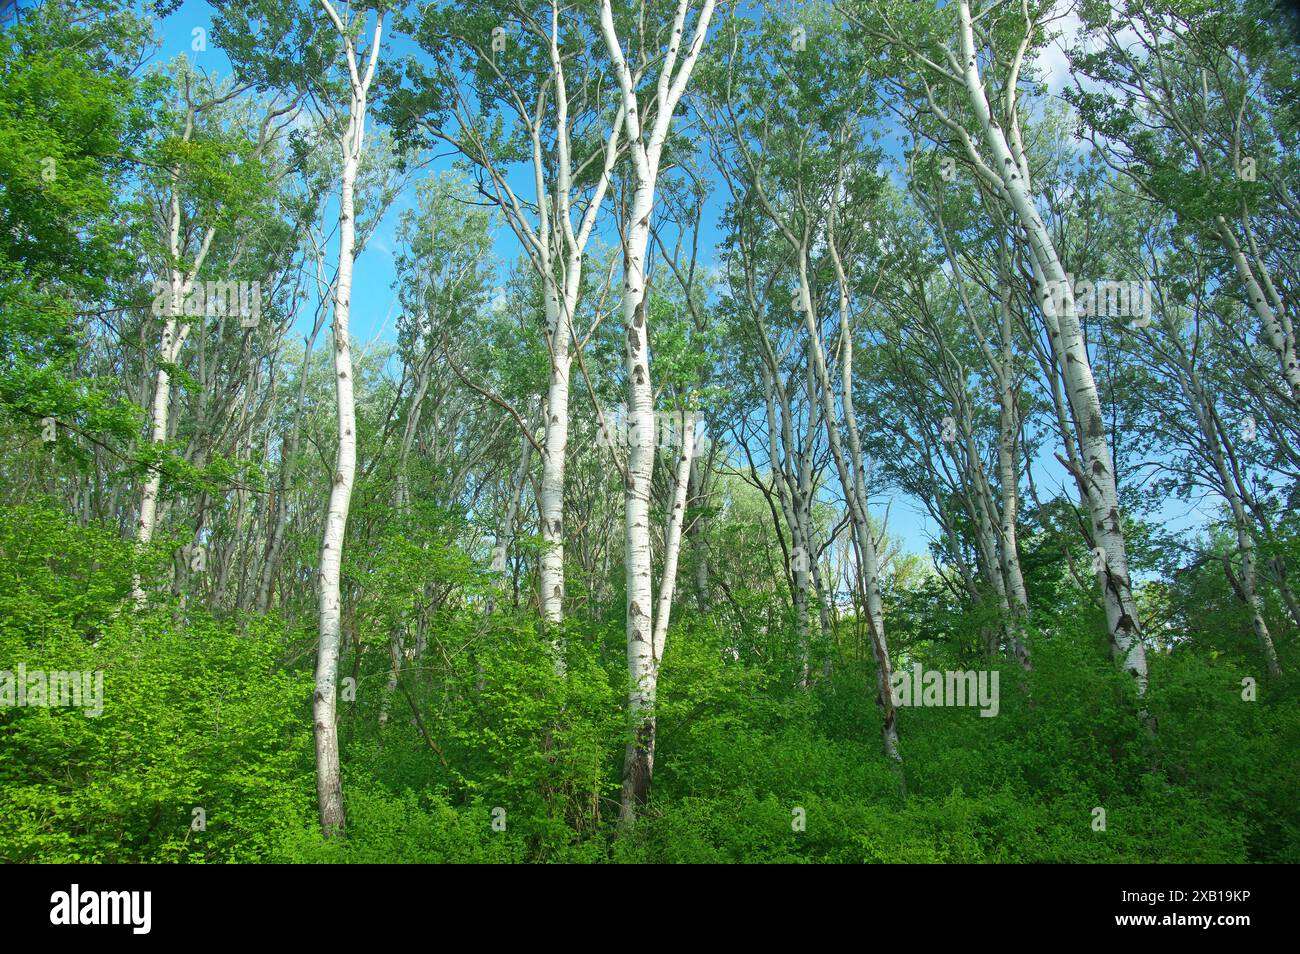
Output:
600 0 717 822
313 1 383 837
954 0 1146 697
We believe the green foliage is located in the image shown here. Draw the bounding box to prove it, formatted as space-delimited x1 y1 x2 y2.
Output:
4 0 1299 869
0 506 314 863
274 784 527 864
1 501 1294 863
0 0 147 436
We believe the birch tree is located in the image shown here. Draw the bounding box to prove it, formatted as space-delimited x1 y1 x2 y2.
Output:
398 2 626 649
713 149 833 680
306 0 385 835
703 7 901 755
1068 0 1300 405
847 0 1150 700
133 68 290 603
597 0 717 820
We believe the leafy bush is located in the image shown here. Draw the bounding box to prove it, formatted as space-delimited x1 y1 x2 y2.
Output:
1 505 1294 863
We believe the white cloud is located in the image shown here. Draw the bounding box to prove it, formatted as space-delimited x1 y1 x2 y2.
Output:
1036 8 1084 95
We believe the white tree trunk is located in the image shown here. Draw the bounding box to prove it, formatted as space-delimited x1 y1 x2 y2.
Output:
1216 217 1300 403
1176 364 1282 677
618 182 660 818
996 284 1031 623
601 0 716 822
313 2 383 836
538 280 573 662
797 260 899 760
653 412 698 657
133 187 215 604
813 207 899 755
314 149 357 837
955 0 1147 697
996 358 1031 669
469 13 623 649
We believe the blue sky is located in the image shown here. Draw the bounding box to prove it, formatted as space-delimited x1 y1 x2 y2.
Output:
159 2 420 347
150 0 1218 561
